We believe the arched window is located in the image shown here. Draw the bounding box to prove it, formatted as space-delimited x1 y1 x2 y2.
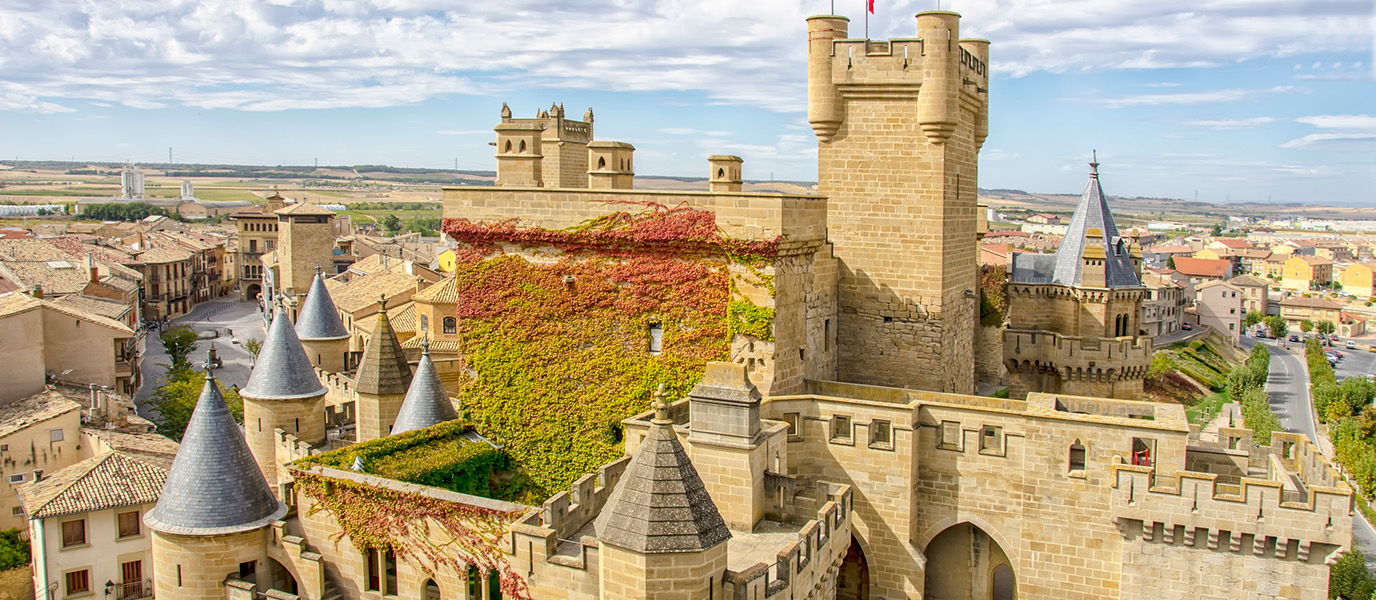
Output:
519 140 527 153
1069 439 1086 472
717 167 726 179
504 140 512 153
597 156 606 169
423 579 440 600
443 317 456 334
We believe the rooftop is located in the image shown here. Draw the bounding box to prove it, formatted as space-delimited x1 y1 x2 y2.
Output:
1279 296 1343 310
293 420 510 498
17 452 168 519
325 270 423 314
1170 257 1231 278
0 389 82 440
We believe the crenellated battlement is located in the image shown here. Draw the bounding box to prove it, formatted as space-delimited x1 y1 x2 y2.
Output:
722 483 854 600
537 456 631 541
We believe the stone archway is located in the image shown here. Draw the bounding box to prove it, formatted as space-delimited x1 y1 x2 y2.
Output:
246 283 262 301
837 538 870 600
266 558 298 595
922 522 1016 600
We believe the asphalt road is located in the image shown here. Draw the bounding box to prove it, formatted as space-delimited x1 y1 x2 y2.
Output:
1241 335 1376 566
134 297 268 417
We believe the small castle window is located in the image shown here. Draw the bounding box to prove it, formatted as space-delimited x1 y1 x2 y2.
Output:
869 420 892 450
1069 440 1086 472
504 140 512 153
420 314 429 332
443 317 457 334
648 323 663 355
717 168 726 179
824 319 833 351
830 415 852 444
939 421 962 450
518 140 527 153
598 157 606 169
783 413 801 438
979 425 1002 454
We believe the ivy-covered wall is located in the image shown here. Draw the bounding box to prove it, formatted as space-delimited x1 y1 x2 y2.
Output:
440 203 779 500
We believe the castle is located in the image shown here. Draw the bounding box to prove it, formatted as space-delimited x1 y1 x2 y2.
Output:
134 11 1351 600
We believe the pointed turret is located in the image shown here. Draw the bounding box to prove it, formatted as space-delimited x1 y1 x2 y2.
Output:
146 353 285 536
241 302 328 492
355 296 414 441
595 385 730 553
390 340 459 435
295 268 352 372
1049 152 1141 289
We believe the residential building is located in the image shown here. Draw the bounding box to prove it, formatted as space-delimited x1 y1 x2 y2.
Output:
1169 256 1232 285
229 193 288 302
1227 274 1271 316
1026 212 1060 225
1279 296 1344 329
0 293 140 402
1339 262 1376 298
0 390 83 530
1194 281 1245 344
1140 270 1184 337
1282 255 1334 291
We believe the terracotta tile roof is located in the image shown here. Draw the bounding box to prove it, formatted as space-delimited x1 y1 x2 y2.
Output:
1279 296 1343 310
275 202 336 216
1149 243 1195 254
355 302 416 335
0 389 82 440
1170 257 1231 278
53 294 131 320
0 239 92 295
399 337 460 354
0 293 134 335
82 429 180 470
1288 255 1333 266
17 452 168 519
411 276 456 304
134 245 193 264
1227 274 1271 288
1213 239 1254 249
324 270 421 313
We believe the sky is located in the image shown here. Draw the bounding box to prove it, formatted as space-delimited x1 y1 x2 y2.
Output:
0 0 1372 206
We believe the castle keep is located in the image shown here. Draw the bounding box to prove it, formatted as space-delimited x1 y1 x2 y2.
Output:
135 10 1351 600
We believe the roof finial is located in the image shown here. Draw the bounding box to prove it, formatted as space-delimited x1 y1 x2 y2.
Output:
421 330 430 356
315 262 322 276
651 384 672 426
1089 149 1100 178
378 293 387 311
203 344 220 378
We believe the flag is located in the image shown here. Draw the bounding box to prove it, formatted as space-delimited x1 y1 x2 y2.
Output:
868 0 874 13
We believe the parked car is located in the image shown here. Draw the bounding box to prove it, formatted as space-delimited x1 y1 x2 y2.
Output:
1182 323 1193 330
1289 334 1300 342
1347 340 1357 350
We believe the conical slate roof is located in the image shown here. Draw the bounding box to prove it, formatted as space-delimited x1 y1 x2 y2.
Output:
354 304 412 396
1049 155 1140 289
295 272 350 341
241 305 328 401
390 342 459 435
594 390 730 554
145 361 286 536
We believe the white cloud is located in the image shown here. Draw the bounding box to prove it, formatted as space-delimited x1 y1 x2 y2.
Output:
0 0 1369 114
1182 116 1276 130
1295 114 1376 129
1279 132 1376 149
1099 86 1296 108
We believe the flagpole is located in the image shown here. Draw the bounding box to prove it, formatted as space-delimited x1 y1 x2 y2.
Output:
864 0 869 39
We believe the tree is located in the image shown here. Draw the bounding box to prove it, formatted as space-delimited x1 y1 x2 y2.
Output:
149 366 243 441
1328 547 1375 600
1266 315 1288 339
1166 256 1176 269
1242 311 1263 328
245 337 262 367
381 214 403 235
160 326 200 371
1318 320 1337 335
1301 319 1314 333
1211 224 1223 237
36 207 49 216
0 528 29 569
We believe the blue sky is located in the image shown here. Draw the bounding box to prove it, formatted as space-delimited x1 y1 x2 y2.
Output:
0 0 1371 205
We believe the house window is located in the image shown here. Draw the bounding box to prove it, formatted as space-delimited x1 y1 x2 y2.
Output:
443 317 456 334
1069 440 1087 472
61 519 86 547
10 507 22 516
939 420 962 450
869 420 892 449
648 323 663 355
783 413 800 438
49 428 63 442
32 469 42 481
64 569 90 597
830 415 852 443
979 425 1002 453
118 510 141 538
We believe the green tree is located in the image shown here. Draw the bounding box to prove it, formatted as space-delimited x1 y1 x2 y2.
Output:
381 213 403 235
1242 311 1263 328
1301 319 1314 333
1211 224 1223 237
160 326 200 370
244 337 263 367
1166 256 1176 269
0 528 30 569
1328 547 1375 600
149 366 244 441
1318 320 1337 335
1265 315 1288 339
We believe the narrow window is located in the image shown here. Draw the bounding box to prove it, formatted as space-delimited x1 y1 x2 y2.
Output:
420 314 429 332
1069 440 1086 472
467 566 480 598
443 317 456 334
830 415 852 443
177 565 182 587
869 420 892 448
366 549 380 591
783 413 800 437
49 428 63 442
295 418 300 432
824 318 833 351
648 323 663 355
487 569 502 600
384 548 397 596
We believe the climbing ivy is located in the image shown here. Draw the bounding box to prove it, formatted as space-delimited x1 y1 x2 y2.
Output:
296 421 515 498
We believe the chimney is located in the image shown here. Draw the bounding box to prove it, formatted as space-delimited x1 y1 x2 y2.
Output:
85 253 99 283
29 285 43 299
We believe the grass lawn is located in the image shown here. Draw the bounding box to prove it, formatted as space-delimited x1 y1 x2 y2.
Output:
1185 391 1229 426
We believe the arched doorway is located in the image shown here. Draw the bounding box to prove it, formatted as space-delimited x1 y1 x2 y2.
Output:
837 538 870 600
246 283 262 301
923 522 1015 600
266 558 298 595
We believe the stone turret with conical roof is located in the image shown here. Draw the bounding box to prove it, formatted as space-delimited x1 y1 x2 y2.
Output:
595 385 729 599
295 267 352 372
241 301 329 493
354 296 413 441
390 339 459 435
146 351 284 600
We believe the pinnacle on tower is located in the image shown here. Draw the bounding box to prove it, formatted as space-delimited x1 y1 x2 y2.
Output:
145 351 286 535
593 385 730 553
390 338 460 435
295 269 350 342
354 298 412 396
242 304 329 401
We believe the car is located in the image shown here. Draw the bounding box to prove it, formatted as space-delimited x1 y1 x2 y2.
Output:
1348 340 1358 350
1182 323 1193 331
1332 336 1342 343
1289 334 1300 342
1334 351 1345 359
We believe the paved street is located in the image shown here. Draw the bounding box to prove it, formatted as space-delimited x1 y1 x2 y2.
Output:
1241 335 1376 566
134 297 268 417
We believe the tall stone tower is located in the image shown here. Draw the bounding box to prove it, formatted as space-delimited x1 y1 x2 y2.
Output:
808 12 990 394
1004 156 1150 399
353 300 413 442
240 305 328 494
145 354 286 600
275 203 336 299
295 270 352 373
497 102 594 188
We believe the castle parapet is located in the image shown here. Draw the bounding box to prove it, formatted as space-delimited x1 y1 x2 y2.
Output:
1004 328 1152 381
722 483 853 600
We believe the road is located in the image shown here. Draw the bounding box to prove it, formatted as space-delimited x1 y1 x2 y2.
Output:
134 297 268 417
1241 335 1376 566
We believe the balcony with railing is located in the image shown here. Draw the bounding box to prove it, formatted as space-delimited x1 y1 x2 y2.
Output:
108 579 153 600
